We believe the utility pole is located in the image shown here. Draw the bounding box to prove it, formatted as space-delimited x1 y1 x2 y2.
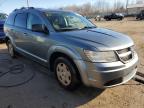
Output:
27 0 29 7
126 0 129 15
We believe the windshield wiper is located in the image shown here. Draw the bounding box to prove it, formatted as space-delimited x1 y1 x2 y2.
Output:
80 26 96 30
57 26 96 32
57 28 80 32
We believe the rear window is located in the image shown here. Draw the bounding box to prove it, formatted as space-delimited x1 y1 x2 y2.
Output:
14 13 27 28
6 13 16 25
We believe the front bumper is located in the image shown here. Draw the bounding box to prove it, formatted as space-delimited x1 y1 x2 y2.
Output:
74 53 138 88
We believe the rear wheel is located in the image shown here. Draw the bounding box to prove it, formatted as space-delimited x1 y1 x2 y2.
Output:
7 40 16 58
140 17 143 20
118 18 123 21
54 57 79 91
106 18 111 21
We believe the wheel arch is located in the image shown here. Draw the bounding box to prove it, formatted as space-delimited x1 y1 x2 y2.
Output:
5 36 15 46
48 45 81 68
47 46 83 81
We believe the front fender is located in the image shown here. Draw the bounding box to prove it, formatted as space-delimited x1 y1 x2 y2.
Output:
47 45 90 86
47 45 82 62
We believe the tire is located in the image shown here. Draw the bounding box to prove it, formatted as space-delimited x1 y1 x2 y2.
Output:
118 18 122 21
107 18 111 21
7 40 17 58
136 17 140 20
54 57 80 91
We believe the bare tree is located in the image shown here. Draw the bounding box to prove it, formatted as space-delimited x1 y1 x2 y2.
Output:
114 1 125 13
81 2 92 16
62 0 126 17
129 0 135 4
136 0 144 4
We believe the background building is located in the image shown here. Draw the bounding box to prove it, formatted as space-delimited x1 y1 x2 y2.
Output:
127 4 144 14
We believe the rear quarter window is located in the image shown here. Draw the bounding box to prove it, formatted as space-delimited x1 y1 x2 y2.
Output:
14 13 27 28
6 13 16 25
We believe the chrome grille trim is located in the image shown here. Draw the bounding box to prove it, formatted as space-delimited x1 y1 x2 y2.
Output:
118 51 132 58
116 47 133 63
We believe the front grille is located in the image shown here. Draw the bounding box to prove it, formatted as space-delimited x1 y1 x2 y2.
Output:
0 24 4 32
117 47 130 54
116 47 133 63
0 28 3 32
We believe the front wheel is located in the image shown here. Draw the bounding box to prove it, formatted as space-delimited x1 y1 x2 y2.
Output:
106 18 111 21
54 57 80 91
117 17 123 21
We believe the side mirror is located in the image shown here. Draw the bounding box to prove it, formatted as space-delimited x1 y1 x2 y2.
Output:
32 24 49 34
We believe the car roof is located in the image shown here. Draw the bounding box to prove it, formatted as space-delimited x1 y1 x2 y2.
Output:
37 8 72 13
12 7 72 14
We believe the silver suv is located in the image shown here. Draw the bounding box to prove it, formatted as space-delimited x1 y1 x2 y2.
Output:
4 7 138 90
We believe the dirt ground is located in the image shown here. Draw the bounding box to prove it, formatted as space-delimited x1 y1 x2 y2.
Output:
0 20 144 108
94 20 144 74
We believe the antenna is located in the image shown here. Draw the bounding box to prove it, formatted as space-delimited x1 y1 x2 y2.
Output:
27 0 29 7
126 0 129 15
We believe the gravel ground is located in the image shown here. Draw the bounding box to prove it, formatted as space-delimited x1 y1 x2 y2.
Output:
0 20 144 108
94 20 144 75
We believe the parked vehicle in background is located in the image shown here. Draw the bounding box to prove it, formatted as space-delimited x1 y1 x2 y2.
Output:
95 15 102 21
136 10 144 20
0 13 7 42
4 7 138 90
104 13 124 21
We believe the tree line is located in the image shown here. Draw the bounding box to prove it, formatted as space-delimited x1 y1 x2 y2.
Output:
61 0 143 17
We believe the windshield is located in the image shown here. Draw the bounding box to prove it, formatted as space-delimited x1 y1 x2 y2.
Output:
0 13 7 20
45 11 96 32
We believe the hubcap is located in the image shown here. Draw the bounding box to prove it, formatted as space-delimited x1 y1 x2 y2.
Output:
8 42 14 57
56 63 72 86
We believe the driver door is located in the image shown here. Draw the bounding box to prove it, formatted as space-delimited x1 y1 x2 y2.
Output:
25 13 50 61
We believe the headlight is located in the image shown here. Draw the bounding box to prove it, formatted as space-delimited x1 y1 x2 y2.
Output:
84 50 118 62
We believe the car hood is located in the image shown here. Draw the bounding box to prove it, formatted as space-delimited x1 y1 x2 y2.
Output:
59 28 134 51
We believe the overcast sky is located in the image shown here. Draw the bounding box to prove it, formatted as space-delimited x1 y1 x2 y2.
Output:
0 0 136 14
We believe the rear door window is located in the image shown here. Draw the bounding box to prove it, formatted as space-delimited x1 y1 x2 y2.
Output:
14 13 27 28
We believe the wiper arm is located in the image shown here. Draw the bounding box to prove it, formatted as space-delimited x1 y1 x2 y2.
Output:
80 26 96 30
57 28 80 32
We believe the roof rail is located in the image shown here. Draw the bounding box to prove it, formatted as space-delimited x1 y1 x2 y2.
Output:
13 7 35 12
21 7 26 10
21 7 35 9
29 7 34 9
13 9 18 11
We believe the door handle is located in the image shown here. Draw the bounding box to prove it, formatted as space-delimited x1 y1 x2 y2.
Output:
23 33 28 36
10 29 14 31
